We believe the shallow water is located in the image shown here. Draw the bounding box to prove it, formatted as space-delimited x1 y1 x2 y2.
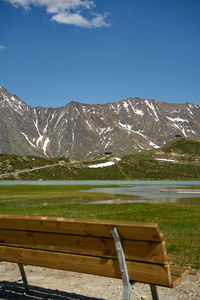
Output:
0 180 200 205
88 181 200 204
0 179 200 186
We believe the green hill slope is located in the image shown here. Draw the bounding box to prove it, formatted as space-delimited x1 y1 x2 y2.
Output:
0 137 200 180
162 137 200 155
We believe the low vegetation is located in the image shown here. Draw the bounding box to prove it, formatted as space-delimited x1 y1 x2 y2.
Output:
0 138 200 180
162 137 200 155
0 154 69 176
0 185 138 207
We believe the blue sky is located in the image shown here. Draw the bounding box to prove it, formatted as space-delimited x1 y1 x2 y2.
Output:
0 0 200 107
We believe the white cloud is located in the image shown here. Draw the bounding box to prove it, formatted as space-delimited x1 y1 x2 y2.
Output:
5 0 110 28
52 11 109 28
0 45 6 50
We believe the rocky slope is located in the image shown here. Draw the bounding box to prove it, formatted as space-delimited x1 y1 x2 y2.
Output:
0 87 199 159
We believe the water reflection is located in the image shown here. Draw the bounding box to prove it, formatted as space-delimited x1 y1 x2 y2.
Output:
87 182 200 205
91 197 200 205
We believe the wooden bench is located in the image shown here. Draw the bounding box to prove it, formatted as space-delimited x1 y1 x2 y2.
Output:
0 215 190 300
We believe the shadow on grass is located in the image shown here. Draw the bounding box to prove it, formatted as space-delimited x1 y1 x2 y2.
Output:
0 281 105 300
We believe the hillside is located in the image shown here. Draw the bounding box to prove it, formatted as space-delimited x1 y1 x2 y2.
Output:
0 87 200 159
1 138 200 180
162 137 200 155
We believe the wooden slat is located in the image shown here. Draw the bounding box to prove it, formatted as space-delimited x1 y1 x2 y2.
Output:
0 245 171 287
170 266 190 279
170 275 182 288
169 266 190 288
124 240 167 263
0 215 163 241
0 229 167 263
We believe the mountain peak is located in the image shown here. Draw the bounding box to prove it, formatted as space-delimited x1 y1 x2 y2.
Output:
0 87 30 114
0 88 199 159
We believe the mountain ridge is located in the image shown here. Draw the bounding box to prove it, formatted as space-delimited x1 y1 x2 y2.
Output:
0 87 199 159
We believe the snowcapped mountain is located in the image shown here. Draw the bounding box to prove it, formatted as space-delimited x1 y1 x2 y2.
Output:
0 87 199 159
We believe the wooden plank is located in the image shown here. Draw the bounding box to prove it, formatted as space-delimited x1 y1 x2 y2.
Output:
0 215 163 241
169 266 190 288
170 275 182 288
124 240 167 263
0 245 171 287
0 229 167 263
170 266 190 279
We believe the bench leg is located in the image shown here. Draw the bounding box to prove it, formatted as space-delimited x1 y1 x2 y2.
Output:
109 226 130 300
150 285 159 300
18 264 29 293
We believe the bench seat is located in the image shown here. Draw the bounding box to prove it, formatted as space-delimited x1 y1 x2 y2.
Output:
0 215 190 299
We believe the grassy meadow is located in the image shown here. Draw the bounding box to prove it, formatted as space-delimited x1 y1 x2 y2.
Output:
0 184 199 270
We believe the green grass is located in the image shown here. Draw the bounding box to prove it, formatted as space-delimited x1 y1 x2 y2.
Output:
0 154 70 174
0 185 138 206
162 137 200 155
0 185 199 269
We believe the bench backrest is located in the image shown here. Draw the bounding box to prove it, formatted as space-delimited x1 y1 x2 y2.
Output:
0 215 172 287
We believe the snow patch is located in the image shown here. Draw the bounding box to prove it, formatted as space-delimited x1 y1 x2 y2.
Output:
44 116 50 133
167 117 189 123
21 132 37 149
33 109 42 141
1 93 26 115
85 120 92 130
123 101 130 115
50 112 56 122
167 116 189 137
36 135 43 147
149 141 159 148
119 121 133 134
43 137 50 157
128 100 144 116
54 112 64 128
187 129 196 134
132 130 147 139
98 127 113 135
32 109 50 155
145 100 159 121
170 123 187 137
187 107 193 115
115 103 122 114
88 161 115 168
155 158 177 163
113 157 121 161
105 137 113 149
130 129 159 149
